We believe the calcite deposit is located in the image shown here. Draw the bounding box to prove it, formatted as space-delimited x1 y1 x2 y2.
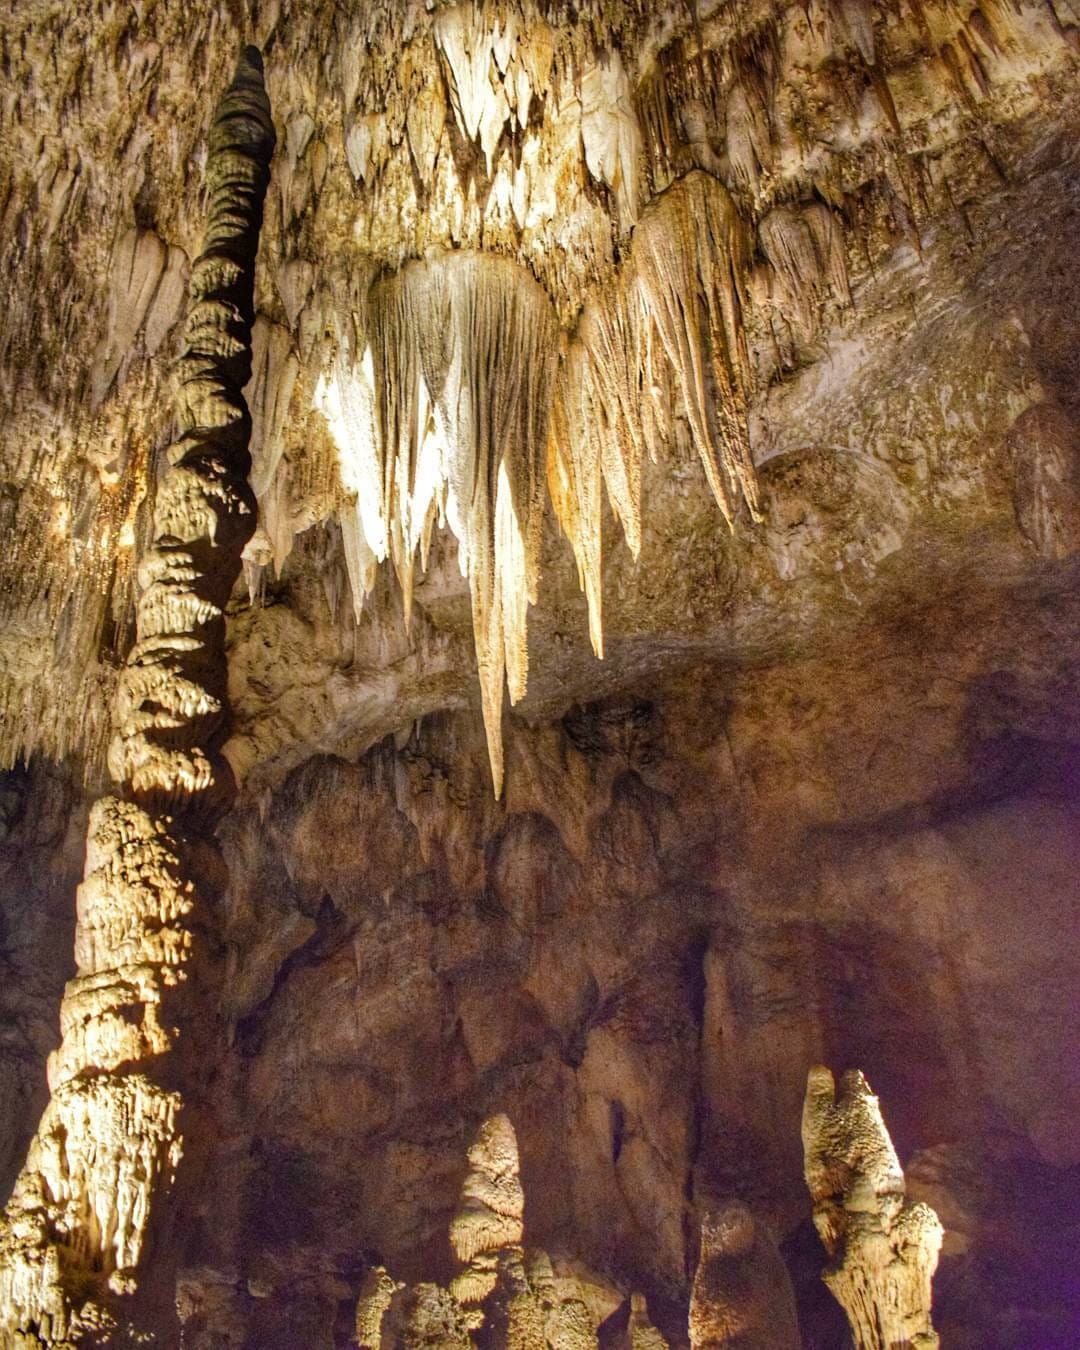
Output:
0 45 274 1345
1 0 1079 1345
802 1067 943 1348
350 1114 625 1349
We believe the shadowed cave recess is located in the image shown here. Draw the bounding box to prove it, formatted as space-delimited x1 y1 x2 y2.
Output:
0 0 1078 1346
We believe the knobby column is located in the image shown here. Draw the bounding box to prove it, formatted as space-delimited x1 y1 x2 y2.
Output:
0 48 274 1347
802 1066 943 1350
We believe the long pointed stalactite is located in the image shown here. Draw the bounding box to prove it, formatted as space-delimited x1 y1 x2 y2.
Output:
0 48 274 1347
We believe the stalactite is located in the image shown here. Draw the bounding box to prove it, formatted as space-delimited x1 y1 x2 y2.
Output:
90 229 187 405
372 252 558 797
549 287 649 659
0 47 274 1346
725 82 772 195
632 171 762 528
802 1066 944 1350
580 49 642 231
758 201 852 345
317 251 559 798
758 205 822 338
312 179 759 790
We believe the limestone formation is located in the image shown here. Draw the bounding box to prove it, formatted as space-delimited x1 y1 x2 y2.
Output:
449 1114 526 1300
0 0 1078 1345
349 1116 618 1349
624 1294 670 1350
0 47 274 1345
802 1067 944 1350
355 1265 404 1349
689 1203 799 1350
2 0 1072 799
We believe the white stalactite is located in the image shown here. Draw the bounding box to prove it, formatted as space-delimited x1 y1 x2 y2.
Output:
315 250 558 797
633 171 762 528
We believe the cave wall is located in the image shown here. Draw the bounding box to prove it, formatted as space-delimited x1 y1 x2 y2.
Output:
179 587 1078 1347
0 0 1079 1344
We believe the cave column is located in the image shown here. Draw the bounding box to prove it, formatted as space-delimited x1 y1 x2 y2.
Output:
0 47 274 1346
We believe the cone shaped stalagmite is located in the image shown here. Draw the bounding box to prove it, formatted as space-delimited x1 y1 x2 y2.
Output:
624 1293 670 1350
449 1113 526 1304
353 1115 613 1348
689 1203 799 1350
802 1066 944 1350
0 48 274 1346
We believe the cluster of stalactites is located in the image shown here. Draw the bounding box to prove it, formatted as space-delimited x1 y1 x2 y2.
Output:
550 169 761 659
315 249 560 798
802 1066 944 1349
314 171 760 793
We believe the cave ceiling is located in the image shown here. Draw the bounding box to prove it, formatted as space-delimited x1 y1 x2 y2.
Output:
0 0 1076 799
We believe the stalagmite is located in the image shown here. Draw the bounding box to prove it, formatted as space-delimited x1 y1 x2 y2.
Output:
802 1067 944 1350
0 47 274 1345
351 1113 609 1349
688 1203 800 1349
624 1293 670 1350
449 1113 526 1307
355 1265 404 1349
525 1252 597 1350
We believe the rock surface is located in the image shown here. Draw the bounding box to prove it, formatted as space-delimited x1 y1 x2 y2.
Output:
0 0 1078 1344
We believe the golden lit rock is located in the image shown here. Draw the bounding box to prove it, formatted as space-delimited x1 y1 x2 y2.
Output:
802 1067 944 1349
0 0 1077 1344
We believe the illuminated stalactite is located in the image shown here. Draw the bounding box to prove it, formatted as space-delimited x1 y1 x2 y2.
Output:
548 170 760 664
0 47 274 1346
316 251 560 798
632 172 762 530
312 180 762 793
802 1066 944 1350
